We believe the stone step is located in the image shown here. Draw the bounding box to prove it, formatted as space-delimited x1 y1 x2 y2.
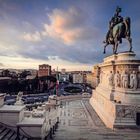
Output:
0 126 6 134
22 138 28 140
4 131 15 140
10 133 17 140
20 135 26 140
0 128 11 139
0 124 28 140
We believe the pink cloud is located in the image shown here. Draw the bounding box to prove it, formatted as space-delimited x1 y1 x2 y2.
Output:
43 7 99 44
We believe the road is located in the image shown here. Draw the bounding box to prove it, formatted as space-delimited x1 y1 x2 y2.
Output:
54 99 140 140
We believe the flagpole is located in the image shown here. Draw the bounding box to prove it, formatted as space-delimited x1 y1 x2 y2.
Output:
56 66 59 96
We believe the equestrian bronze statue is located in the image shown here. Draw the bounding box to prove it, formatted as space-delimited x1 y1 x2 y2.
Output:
103 6 132 54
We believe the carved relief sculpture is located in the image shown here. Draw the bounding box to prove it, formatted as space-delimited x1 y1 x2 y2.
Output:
114 71 121 87
138 71 140 88
121 71 129 88
130 71 138 89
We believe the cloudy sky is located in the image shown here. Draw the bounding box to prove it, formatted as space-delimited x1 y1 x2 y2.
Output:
0 0 140 71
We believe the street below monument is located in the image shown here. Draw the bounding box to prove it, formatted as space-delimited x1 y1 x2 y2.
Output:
53 99 140 140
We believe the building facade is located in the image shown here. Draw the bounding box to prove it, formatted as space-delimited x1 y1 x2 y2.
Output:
73 73 84 83
38 64 51 77
92 65 100 88
86 72 94 88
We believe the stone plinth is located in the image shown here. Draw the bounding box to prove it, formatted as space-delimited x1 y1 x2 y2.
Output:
0 105 25 126
17 117 49 139
103 52 137 62
0 94 4 107
90 52 140 129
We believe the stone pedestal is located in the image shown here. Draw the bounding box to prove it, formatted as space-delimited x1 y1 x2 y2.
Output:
17 117 49 139
0 105 25 126
18 104 53 139
90 52 140 129
15 91 24 106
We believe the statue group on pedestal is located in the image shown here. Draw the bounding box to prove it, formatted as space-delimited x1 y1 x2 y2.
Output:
107 70 140 90
129 71 138 89
15 91 24 105
103 6 132 54
114 71 121 87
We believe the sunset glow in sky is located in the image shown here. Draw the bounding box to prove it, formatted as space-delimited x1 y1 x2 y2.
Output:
0 0 140 70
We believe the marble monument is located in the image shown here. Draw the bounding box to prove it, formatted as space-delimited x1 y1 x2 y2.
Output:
90 7 140 129
90 52 140 129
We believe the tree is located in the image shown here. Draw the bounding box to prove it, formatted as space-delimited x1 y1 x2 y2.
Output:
20 70 31 78
2 69 10 77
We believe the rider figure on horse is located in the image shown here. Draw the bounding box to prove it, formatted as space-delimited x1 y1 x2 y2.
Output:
105 6 123 43
103 6 132 54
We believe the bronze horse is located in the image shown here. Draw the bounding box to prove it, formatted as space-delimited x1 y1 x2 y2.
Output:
103 17 132 54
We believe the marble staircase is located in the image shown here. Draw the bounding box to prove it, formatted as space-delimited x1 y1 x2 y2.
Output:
0 123 28 140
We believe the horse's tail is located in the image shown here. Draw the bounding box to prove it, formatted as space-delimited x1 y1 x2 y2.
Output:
124 17 131 36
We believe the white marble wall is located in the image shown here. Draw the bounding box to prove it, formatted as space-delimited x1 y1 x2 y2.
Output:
90 52 140 129
0 94 4 107
0 105 25 126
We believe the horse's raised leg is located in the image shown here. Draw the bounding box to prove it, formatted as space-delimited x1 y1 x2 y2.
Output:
126 36 132 52
113 45 115 54
128 37 132 52
103 43 108 54
113 39 118 54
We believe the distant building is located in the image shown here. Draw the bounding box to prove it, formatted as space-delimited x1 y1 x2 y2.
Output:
59 69 69 82
0 70 3 76
51 69 57 78
86 72 94 88
38 64 51 77
92 64 100 88
61 68 66 74
73 73 84 83
0 77 11 80
26 75 36 80
59 73 69 82
28 69 38 76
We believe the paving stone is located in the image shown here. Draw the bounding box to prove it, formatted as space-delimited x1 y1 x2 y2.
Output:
53 99 140 140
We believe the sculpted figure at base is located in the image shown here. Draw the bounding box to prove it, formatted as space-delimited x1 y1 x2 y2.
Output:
138 71 140 88
15 91 24 105
130 71 137 89
103 6 132 54
108 71 114 86
114 71 121 87
32 109 44 118
121 71 129 88
16 92 23 101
